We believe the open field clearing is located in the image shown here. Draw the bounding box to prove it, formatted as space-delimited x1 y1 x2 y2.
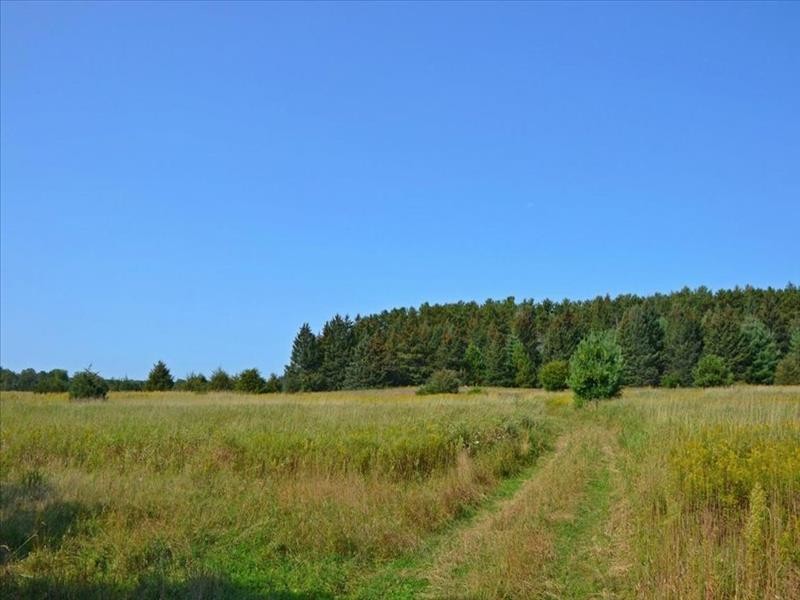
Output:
1 387 798 598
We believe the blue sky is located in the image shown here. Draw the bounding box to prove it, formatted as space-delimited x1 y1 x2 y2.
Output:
1 2 798 378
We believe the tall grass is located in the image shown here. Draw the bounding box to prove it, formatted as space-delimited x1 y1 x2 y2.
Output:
0 389 553 597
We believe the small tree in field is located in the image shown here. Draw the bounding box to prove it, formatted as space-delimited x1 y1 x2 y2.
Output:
692 354 733 387
417 369 460 395
69 367 109 401
540 360 569 391
183 372 208 393
568 331 624 407
235 368 266 394
146 361 174 391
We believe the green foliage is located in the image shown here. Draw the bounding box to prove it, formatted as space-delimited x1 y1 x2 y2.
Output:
263 373 282 393
540 360 569 391
692 354 733 387
484 332 514 387
208 368 234 391
463 341 486 385
567 331 624 405
740 317 779 384
145 361 174 391
542 308 585 363
417 369 460 395
283 323 323 392
703 307 748 380
509 335 535 387
319 315 355 391
68 367 109 400
183 372 208 393
774 329 800 385
618 304 664 386
662 306 703 387
235 368 266 394
34 369 70 394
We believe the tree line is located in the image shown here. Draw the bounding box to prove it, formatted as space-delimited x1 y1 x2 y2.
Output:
283 284 800 391
2 285 799 396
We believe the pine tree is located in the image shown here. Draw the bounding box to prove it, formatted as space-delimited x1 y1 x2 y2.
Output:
617 304 664 386
568 330 624 405
235 368 266 393
542 309 585 363
740 317 779 384
319 315 355 391
208 368 234 391
463 341 486 385
509 335 535 387
485 331 514 387
145 360 174 391
662 306 703 386
774 329 800 385
703 307 748 379
283 323 322 392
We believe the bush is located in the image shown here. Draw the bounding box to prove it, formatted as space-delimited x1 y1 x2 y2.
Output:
417 369 460 395
235 368 266 394
145 361 174 391
263 373 282 393
660 371 683 388
539 360 569 391
68 368 109 401
567 331 624 406
692 354 733 387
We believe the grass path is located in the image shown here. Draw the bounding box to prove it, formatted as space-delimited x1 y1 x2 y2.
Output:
358 411 632 599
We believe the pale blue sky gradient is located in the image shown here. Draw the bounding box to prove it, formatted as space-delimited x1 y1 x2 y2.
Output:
2 2 798 378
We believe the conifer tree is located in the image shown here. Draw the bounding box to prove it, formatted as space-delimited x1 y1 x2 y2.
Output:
283 323 322 392
662 306 703 386
740 317 779 384
509 335 535 387
235 368 266 393
208 368 234 391
319 315 355 391
542 309 585 363
774 329 800 385
617 304 664 386
703 307 748 379
145 360 174 391
463 341 486 385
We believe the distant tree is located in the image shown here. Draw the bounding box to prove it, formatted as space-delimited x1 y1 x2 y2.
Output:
106 377 145 392
463 341 486 385
703 308 748 379
617 304 664 386
509 335 535 387
693 354 733 387
183 372 209 393
283 323 323 392
34 369 70 393
484 331 514 387
740 317 779 384
344 331 387 389
774 329 800 385
16 368 39 391
319 315 355 391
69 367 109 400
208 368 234 391
0 368 18 391
263 373 283 393
235 368 266 393
540 360 569 391
568 331 624 407
513 302 542 376
662 306 703 387
145 360 174 391
417 369 460 395
542 309 585 363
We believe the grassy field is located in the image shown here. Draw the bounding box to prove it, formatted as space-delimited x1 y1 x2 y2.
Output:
1 387 798 598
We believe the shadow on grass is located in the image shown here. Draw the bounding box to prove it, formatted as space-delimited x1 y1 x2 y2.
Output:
1 573 333 599
0 474 95 564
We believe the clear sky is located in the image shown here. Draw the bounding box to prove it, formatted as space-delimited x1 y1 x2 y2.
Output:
1 2 798 379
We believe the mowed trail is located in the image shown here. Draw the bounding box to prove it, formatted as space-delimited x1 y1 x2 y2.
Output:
421 418 632 599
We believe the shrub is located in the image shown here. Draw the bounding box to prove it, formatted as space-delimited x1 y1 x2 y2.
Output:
660 372 683 388
567 331 624 406
264 373 282 393
692 354 733 387
417 369 460 395
145 361 174 391
539 360 569 391
235 368 266 394
68 368 109 401
208 368 234 391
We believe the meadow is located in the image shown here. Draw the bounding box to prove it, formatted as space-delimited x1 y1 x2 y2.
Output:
1 386 798 598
